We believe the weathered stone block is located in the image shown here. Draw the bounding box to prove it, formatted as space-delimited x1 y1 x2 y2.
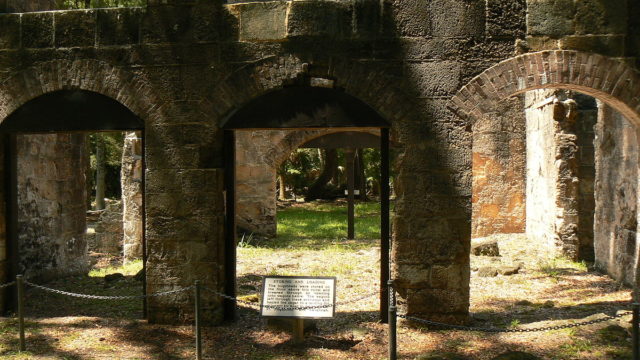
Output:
389 0 431 37
287 1 351 38
429 0 485 38
97 8 141 46
142 5 194 44
0 14 20 49
526 0 575 37
559 35 626 57
574 0 628 35
55 10 96 48
406 61 463 97
237 2 287 41
21 12 54 48
486 0 526 38
353 0 381 38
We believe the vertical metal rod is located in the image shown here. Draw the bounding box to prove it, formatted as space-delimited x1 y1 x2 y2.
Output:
346 148 355 240
633 302 639 360
140 131 148 319
388 280 396 360
380 128 390 323
16 275 25 351
223 130 237 321
195 280 202 360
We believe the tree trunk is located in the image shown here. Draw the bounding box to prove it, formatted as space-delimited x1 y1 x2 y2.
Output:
95 134 106 210
355 149 368 201
306 148 338 201
278 174 287 201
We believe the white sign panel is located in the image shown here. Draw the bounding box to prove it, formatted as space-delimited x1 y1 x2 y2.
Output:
260 276 336 319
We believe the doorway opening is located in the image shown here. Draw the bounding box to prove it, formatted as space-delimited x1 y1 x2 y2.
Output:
223 86 391 322
0 90 146 318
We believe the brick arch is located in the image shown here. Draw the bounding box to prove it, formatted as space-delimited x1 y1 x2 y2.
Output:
0 59 160 124
451 50 640 125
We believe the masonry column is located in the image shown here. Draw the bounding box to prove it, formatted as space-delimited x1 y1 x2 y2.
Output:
121 131 143 262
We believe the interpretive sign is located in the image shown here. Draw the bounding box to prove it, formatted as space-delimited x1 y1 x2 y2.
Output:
260 276 336 319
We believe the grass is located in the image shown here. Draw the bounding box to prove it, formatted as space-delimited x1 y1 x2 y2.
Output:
89 259 143 277
273 201 382 250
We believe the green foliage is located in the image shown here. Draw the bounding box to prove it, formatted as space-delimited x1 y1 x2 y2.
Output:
56 0 145 9
88 132 124 199
278 148 322 196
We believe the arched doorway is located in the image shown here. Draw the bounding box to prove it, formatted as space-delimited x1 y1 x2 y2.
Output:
222 85 392 321
0 89 146 314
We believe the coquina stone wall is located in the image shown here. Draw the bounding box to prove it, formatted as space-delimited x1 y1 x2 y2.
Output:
472 97 526 239
594 105 639 285
16 134 88 281
0 0 637 324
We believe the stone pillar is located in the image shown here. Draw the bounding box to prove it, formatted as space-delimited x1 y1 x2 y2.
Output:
16 133 88 281
525 90 580 259
593 104 639 285
121 131 143 261
472 97 526 239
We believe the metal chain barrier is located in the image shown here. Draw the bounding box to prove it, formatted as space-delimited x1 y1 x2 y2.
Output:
0 281 15 289
397 310 632 333
25 280 193 300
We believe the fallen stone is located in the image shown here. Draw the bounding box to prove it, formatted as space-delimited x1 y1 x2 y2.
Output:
542 300 555 308
104 273 125 283
477 266 499 277
491 351 541 360
498 265 520 276
598 324 629 342
471 238 500 256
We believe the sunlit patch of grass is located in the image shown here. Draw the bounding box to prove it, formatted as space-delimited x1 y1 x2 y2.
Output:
273 201 382 250
537 256 589 278
89 259 143 278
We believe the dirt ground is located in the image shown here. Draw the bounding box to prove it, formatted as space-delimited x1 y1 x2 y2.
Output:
0 234 634 359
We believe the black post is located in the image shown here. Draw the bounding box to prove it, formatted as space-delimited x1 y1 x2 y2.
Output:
345 148 355 240
16 274 25 351
223 130 237 321
634 302 639 360
388 280 396 360
195 280 202 360
380 128 390 323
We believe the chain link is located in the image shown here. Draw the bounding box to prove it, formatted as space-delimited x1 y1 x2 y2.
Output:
25 281 193 300
0 281 15 289
397 311 632 333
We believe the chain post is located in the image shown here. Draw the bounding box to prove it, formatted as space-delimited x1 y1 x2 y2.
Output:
388 280 397 360
16 275 25 352
633 302 639 360
195 281 202 360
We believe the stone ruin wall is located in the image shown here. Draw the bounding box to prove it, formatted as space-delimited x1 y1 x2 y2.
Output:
471 97 526 239
16 133 89 281
0 0 638 324
594 105 639 285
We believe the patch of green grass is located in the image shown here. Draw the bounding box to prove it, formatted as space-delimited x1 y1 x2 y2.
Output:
557 338 594 359
537 256 589 278
89 260 143 278
264 201 383 250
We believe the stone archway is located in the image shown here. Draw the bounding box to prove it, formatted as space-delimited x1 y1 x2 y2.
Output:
452 50 640 285
0 59 161 314
215 54 474 324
